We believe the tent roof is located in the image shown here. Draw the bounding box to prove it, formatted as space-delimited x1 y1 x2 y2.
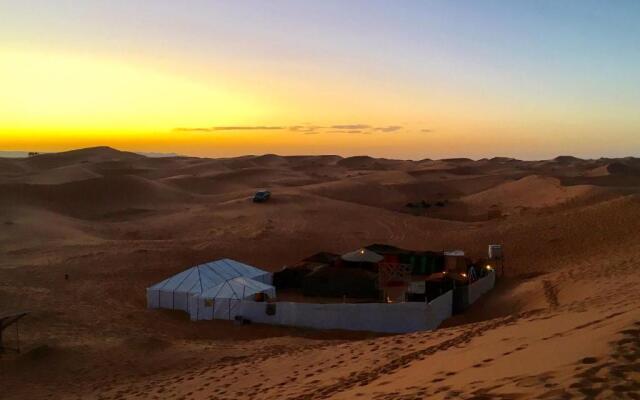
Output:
148 258 269 294
341 248 384 263
365 243 444 256
365 243 411 255
200 277 275 300
0 311 28 331
302 251 339 264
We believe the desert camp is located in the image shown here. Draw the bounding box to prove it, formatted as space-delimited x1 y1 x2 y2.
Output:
147 244 499 333
4 1 640 398
3 148 640 400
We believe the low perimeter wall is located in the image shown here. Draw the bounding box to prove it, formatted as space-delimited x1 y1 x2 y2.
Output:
454 270 496 312
236 290 453 334
468 270 496 304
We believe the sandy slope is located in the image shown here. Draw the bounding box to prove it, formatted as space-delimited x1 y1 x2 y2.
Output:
462 175 590 208
1 147 639 400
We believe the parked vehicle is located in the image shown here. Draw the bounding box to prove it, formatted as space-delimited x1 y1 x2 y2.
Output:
253 190 271 203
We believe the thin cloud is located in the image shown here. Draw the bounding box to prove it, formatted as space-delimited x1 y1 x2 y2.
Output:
374 125 403 133
174 124 407 135
421 128 434 133
325 129 370 134
212 126 284 131
173 126 284 132
173 127 213 132
330 124 371 130
289 125 324 134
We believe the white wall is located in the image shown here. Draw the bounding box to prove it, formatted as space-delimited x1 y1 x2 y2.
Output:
468 270 496 305
234 290 453 334
147 273 496 334
188 296 243 321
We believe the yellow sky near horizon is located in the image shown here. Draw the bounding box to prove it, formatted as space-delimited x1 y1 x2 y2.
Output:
1 48 637 159
0 49 449 157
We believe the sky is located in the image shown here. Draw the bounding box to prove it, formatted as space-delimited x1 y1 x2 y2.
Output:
1 0 639 159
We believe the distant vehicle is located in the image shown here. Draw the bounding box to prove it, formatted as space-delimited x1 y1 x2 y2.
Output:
253 190 271 203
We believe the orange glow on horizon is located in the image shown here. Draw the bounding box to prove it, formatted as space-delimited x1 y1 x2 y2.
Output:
1 48 638 160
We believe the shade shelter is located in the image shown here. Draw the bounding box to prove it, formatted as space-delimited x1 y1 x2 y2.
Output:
189 276 276 320
341 248 383 263
0 311 28 353
365 243 446 276
301 265 378 298
146 259 272 312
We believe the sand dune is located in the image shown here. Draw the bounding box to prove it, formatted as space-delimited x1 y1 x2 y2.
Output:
305 179 409 210
602 161 640 176
18 165 102 185
0 175 191 219
0 159 29 177
460 175 599 214
584 161 640 177
2 147 640 400
337 156 409 171
553 155 584 164
249 154 292 167
21 146 144 170
284 155 343 168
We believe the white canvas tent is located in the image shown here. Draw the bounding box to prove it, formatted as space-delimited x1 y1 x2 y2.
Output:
189 276 276 320
146 259 272 312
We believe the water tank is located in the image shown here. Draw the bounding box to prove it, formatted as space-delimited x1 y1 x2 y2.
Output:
488 244 503 259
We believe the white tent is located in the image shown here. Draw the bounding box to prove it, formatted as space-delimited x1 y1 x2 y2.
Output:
201 276 276 300
189 276 276 321
146 258 272 312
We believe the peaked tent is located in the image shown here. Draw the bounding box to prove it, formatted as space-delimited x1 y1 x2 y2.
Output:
189 277 276 320
146 259 272 312
201 276 276 300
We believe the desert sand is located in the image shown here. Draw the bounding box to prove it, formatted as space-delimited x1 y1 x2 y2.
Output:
1 147 639 399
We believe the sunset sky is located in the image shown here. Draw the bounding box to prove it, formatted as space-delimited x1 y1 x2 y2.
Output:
1 1 639 159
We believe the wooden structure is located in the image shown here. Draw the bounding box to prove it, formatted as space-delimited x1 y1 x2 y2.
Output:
378 262 412 302
0 311 28 353
488 244 505 277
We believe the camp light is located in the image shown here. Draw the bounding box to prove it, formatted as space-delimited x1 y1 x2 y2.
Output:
461 273 467 278
485 265 492 270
